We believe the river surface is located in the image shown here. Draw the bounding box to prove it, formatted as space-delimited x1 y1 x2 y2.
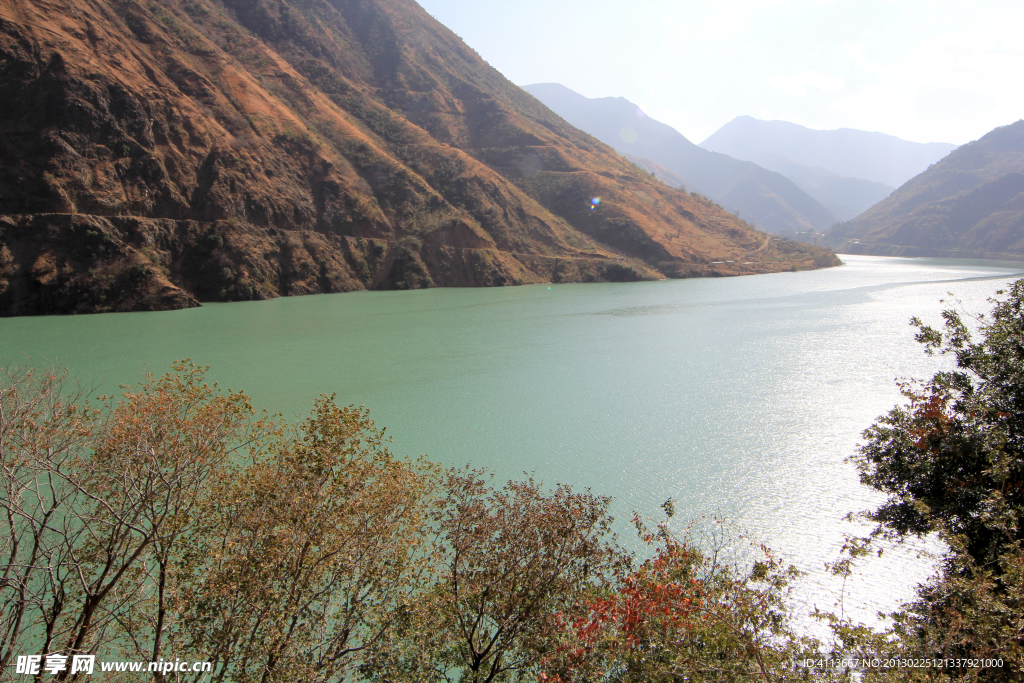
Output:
3 254 1023 632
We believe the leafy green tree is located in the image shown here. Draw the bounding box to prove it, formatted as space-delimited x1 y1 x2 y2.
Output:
851 282 1024 676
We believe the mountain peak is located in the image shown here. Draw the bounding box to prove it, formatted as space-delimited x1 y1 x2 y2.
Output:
524 83 839 235
701 117 957 187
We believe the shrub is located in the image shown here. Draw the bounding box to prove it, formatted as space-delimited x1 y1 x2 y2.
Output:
847 281 1024 677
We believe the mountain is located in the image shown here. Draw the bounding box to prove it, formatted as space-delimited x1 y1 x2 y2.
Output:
753 160 895 221
699 116 958 218
522 83 839 236
826 120 1024 258
701 116 957 189
0 0 838 316
623 155 690 191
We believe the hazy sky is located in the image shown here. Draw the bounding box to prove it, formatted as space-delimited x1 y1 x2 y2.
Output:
415 0 1023 145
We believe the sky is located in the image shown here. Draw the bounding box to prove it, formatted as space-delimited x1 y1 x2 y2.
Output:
414 0 1024 146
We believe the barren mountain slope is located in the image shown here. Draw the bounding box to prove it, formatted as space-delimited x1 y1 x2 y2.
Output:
0 0 837 315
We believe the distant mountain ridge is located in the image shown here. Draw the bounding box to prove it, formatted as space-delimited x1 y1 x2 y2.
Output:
0 0 838 315
826 120 1024 258
701 116 957 188
753 160 895 221
523 83 840 236
700 116 957 220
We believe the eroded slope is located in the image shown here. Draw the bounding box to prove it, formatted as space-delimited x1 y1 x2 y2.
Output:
0 0 837 315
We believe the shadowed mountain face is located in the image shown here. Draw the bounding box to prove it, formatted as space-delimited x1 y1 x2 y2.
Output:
522 83 839 236
826 120 1024 258
623 155 689 191
700 116 957 189
756 161 895 221
0 0 838 316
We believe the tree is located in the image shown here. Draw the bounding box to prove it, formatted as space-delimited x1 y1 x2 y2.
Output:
0 361 256 679
1 362 438 682
539 513 825 683
0 366 97 675
371 470 623 683
851 282 1024 676
177 397 437 683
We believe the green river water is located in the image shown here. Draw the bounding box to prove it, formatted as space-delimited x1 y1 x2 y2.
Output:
3 254 1023 629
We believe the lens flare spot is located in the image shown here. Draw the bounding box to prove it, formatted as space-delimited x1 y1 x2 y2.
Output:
589 197 601 212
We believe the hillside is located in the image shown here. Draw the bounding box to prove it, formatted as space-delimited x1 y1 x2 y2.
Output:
0 0 838 316
522 83 840 236
826 120 1024 258
623 155 690 191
